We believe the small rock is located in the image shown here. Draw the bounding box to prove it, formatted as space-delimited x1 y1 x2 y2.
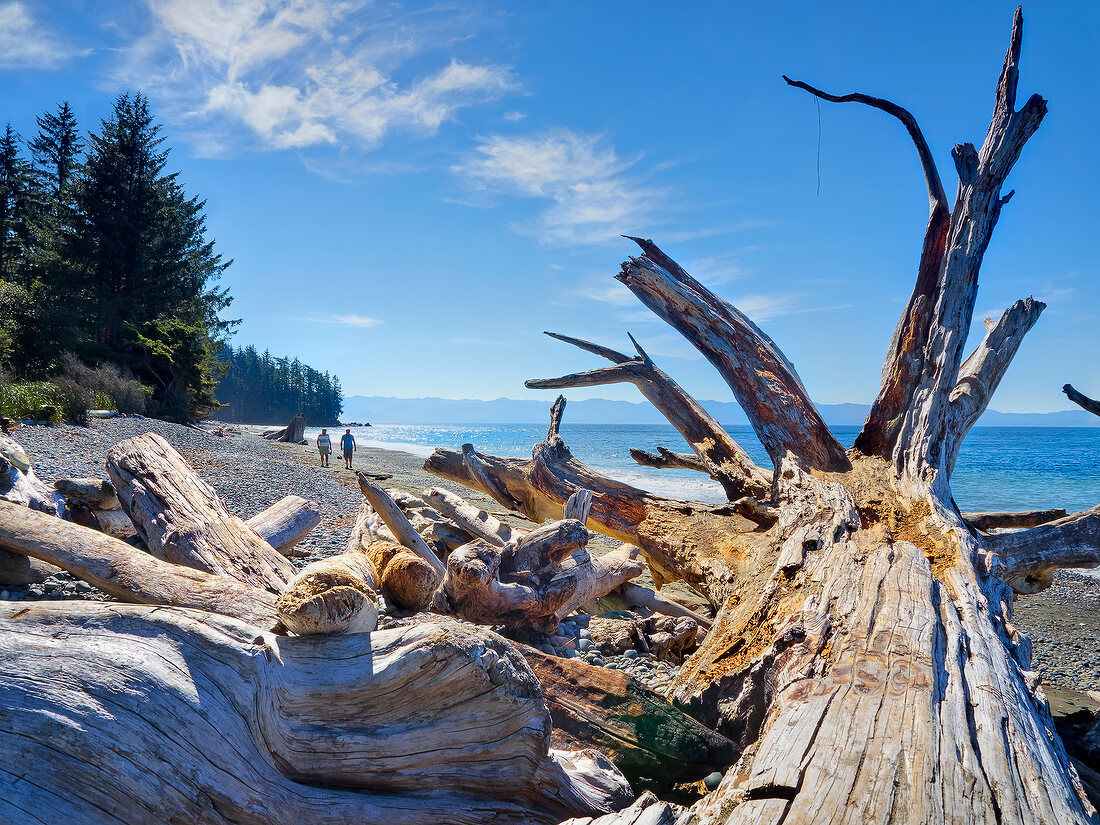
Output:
590 657 605 667
0 590 7 600
577 638 593 652
622 649 639 659
704 771 723 791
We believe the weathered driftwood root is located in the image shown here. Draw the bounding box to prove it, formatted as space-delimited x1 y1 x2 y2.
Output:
0 601 631 824
245 494 322 555
1064 383 1100 418
423 13 1100 820
528 332 771 500
561 792 680 825
0 500 280 628
432 516 645 633
107 432 294 593
522 647 737 796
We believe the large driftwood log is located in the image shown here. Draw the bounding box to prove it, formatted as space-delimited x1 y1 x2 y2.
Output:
245 494 322 555
107 432 294 593
522 647 737 795
0 500 280 628
0 601 631 824
275 547 379 635
425 12 1099 821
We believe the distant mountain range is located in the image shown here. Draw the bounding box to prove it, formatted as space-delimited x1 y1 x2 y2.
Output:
341 395 1100 428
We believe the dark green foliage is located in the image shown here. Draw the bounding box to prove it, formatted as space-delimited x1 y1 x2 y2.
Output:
0 94 248 422
215 344 343 426
0 124 37 286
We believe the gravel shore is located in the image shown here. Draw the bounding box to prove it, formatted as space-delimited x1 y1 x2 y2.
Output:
5 415 1099 694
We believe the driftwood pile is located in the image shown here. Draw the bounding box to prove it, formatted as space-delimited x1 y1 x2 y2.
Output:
0 429 731 822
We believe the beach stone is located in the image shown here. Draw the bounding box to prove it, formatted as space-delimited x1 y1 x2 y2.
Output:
577 638 593 652
704 771 723 791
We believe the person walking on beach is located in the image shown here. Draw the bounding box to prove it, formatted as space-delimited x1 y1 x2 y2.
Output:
340 428 357 469
316 428 332 467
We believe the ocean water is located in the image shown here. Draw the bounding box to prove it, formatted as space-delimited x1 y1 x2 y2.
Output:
306 423 1100 513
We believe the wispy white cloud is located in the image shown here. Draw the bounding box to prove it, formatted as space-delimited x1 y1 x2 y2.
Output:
501 111 527 122
279 312 383 327
334 313 383 328
112 0 517 155
0 1 90 69
453 129 670 245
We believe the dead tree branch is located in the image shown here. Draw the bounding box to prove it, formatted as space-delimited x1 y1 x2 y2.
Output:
528 331 771 499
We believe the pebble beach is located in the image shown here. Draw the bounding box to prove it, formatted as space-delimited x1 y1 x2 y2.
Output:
5 415 1099 697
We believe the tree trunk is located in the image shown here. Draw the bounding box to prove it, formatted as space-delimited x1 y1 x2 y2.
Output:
0 601 631 824
264 412 308 443
422 13 1098 820
107 432 295 593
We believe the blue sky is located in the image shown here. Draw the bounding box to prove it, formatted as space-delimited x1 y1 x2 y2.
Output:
1 1 1096 412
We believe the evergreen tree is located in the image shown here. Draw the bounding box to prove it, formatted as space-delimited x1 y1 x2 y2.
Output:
67 93 235 420
26 101 85 364
0 124 36 286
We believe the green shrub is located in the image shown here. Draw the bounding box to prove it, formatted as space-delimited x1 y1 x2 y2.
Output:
0 381 66 423
57 354 149 415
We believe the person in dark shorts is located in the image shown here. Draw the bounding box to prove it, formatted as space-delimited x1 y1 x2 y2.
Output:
316 428 332 467
340 428 357 469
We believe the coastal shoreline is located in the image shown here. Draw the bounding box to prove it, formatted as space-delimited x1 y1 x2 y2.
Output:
2 415 1098 694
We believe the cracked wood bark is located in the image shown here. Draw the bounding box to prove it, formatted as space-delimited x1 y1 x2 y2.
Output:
528 332 770 500
246 494 322 555
0 601 631 824
424 11 1096 822
107 432 294 593
0 500 280 628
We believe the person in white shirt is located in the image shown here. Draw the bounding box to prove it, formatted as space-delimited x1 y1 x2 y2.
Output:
316 428 332 467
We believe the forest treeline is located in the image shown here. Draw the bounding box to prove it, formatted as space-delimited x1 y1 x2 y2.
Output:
0 94 233 421
214 345 343 426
